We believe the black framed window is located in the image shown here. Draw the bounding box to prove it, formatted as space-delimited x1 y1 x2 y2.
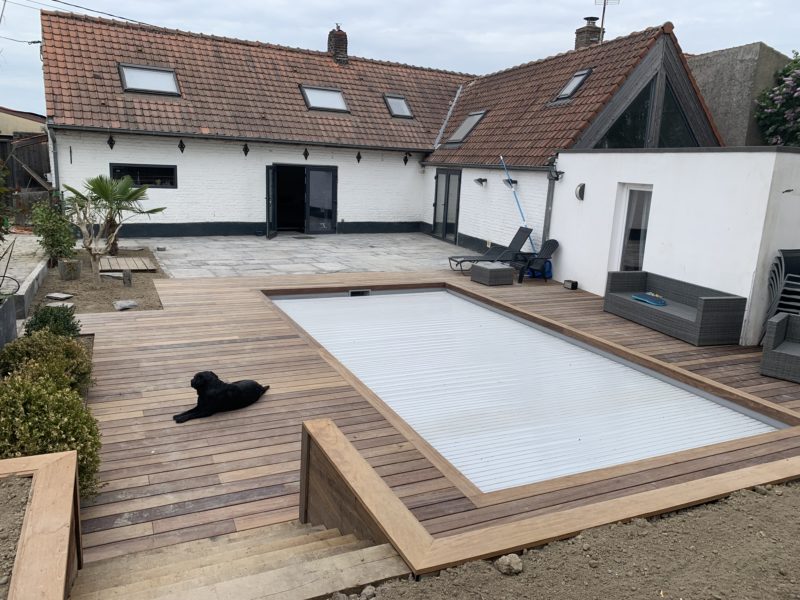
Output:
595 80 654 149
384 94 413 118
447 111 487 143
300 86 349 112
110 164 177 188
556 68 591 100
119 64 180 96
658 82 697 148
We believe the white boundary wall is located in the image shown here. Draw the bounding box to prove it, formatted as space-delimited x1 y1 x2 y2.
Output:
52 131 428 226
550 149 800 345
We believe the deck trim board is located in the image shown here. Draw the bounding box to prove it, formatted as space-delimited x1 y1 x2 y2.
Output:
79 271 800 564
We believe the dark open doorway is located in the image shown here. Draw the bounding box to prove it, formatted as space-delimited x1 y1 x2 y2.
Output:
276 165 306 232
267 164 338 236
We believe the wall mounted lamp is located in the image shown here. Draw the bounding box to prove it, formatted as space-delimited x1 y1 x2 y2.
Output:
106 135 115 149
546 155 563 181
242 143 250 156
474 178 487 186
502 178 518 189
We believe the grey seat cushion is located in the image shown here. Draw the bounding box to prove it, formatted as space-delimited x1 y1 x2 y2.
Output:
776 340 800 358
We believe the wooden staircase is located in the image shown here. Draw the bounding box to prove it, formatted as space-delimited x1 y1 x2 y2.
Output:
69 520 410 600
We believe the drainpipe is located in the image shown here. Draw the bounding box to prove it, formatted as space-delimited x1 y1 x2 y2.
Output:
47 120 61 202
541 154 563 242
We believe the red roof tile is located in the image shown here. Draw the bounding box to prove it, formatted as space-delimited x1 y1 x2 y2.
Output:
41 11 470 151
427 25 666 167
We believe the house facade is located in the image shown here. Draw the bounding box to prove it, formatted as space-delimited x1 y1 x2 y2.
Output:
548 147 800 345
41 13 717 244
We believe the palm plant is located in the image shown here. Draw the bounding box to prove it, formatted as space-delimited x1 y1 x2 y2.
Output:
63 175 165 281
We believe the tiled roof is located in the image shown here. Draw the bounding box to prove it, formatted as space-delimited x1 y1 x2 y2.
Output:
427 25 667 167
41 11 470 151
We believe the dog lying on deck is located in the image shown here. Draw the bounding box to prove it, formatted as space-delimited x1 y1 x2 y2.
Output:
173 371 269 424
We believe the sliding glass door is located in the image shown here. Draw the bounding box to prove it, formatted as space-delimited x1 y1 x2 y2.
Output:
432 169 461 242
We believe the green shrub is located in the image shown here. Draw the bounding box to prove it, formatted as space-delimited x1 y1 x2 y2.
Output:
24 304 82 338
31 201 76 266
0 329 92 393
755 51 800 146
0 367 101 496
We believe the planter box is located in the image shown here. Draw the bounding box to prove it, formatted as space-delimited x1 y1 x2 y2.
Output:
0 451 82 599
0 297 17 348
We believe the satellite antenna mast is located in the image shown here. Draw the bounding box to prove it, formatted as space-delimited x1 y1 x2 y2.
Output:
595 0 620 43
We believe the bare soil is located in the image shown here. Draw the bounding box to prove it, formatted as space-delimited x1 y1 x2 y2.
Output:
0 476 32 599
371 482 800 600
32 248 165 313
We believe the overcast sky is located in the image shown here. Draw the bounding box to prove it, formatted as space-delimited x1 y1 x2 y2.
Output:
1 0 796 114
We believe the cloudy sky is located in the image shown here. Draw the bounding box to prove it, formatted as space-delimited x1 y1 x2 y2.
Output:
1 0 796 114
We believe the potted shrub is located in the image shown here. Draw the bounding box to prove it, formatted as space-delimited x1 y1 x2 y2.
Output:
31 200 79 280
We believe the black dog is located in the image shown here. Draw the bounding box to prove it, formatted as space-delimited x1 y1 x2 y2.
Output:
173 371 269 424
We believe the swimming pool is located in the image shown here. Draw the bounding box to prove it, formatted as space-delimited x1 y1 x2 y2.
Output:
274 290 780 493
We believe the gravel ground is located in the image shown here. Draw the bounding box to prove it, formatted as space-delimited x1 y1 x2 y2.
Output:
350 481 800 600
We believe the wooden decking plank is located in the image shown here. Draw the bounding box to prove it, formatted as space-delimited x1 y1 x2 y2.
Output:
80 271 800 562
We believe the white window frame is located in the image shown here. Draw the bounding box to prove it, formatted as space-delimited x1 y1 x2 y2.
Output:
608 183 654 273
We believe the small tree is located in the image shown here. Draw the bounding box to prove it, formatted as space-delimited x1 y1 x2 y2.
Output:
755 51 800 146
63 175 165 281
31 201 76 267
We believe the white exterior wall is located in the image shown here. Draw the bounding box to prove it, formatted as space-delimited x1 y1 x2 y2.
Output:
751 152 800 338
549 150 785 344
420 167 548 252
52 131 428 226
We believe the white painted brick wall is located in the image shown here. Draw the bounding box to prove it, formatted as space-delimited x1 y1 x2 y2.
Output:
54 131 428 225
421 167 548 251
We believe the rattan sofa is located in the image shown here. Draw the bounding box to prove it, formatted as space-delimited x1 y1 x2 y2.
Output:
760 313 800 383
603 271 746 346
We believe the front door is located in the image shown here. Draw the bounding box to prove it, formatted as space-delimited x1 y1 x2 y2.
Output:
306 167 337 234
268 164 337 236
432 169 461 242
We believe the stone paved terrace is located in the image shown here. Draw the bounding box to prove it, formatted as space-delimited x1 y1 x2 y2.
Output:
123 233 460 278
1 233 45 293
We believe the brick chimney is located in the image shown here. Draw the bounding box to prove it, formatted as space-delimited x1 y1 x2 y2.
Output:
575 16 602 49
327 24 348 65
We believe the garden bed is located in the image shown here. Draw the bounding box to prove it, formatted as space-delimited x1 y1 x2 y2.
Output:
32 248 165 313
0 452 81 600
0 476 31 600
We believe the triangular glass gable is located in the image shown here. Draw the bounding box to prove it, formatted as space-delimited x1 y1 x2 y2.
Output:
658 82 697 147
595 79 654 149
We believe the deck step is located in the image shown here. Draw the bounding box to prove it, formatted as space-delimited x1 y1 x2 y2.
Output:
69 521 409 600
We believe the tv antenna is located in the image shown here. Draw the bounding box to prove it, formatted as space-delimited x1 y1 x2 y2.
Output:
595 0 620 42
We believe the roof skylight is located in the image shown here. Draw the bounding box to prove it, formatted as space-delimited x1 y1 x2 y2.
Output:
301 86 349 112
119 65 180 95
556 69 591 100
384 94 413 118
447 111 486 143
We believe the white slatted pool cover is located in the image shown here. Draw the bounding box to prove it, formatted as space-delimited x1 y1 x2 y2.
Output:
274 291 778 493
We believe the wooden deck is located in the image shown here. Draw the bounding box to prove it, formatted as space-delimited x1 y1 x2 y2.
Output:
77 272 800 564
